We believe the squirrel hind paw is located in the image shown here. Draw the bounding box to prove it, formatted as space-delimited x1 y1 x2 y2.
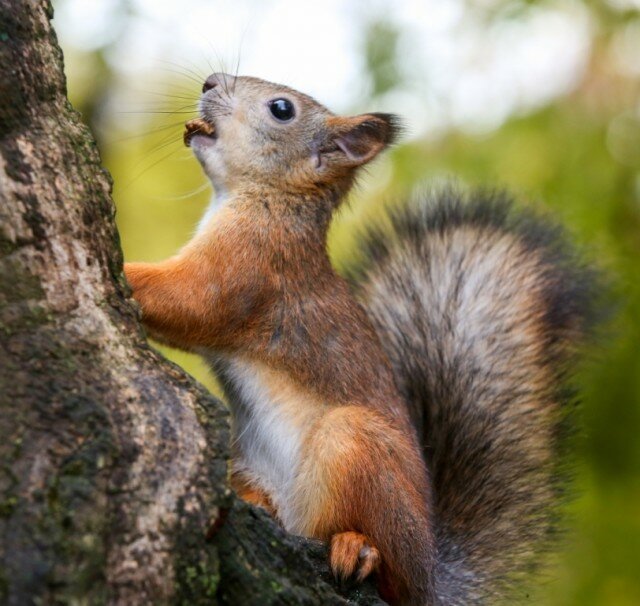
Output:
330 531 380 582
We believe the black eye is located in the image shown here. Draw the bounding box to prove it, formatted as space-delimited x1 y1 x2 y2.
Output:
269 98 295 122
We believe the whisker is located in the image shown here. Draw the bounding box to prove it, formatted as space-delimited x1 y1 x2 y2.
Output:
125 102 200 113
204 53 215 78
176 151 198 161
232 25 249 95
157 59 207 84
126 127 185 165
233 52 241 95
207 46 232 100
145 129 185 154
146 100 200 111
222 72 230 98
136 90 199 102
182 56 211 83
120 145 183 191
118 110 198 115
154 180 212 201
156 66 204 87
147 120 195 149
161 81 201 95
128 138 182 171
109 120 186 143
209 87 229 107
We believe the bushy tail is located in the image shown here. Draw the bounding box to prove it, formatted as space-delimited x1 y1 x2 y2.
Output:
348 188 599 605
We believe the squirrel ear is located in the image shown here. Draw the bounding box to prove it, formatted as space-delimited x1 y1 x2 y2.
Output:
325 113 401 167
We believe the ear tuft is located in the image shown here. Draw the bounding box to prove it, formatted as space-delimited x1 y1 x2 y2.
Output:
325 113 403 168
367 112 403 146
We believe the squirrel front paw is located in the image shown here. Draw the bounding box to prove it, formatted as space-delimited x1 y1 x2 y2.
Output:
330 531 380 582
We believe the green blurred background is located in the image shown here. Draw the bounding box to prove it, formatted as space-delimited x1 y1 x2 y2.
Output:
53 0 639 603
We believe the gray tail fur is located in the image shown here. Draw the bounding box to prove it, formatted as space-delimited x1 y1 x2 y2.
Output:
348 188 599 604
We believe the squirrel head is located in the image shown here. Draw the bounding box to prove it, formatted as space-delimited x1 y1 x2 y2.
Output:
185 73 400 201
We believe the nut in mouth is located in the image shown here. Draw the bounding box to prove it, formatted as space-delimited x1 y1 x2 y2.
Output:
184 118 216 147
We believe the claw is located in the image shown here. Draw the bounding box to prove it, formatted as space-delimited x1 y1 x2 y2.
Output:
330 531 380 583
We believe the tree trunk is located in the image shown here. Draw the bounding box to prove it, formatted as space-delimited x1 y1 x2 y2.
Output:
0 1 383 604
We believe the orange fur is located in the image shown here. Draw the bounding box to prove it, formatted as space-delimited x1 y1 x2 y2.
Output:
297 406 434 602
125 73 434 604
330 531 380 581
231 470 276 517
125 205 276 351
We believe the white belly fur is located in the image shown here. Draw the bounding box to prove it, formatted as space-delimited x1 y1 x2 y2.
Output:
212 355 327 532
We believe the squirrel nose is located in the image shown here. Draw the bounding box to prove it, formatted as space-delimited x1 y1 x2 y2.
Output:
203 73 236 94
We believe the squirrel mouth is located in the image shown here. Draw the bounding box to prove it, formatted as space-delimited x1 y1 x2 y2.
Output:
184 118 216 147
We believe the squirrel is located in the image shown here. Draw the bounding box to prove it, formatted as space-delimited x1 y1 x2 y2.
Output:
124 73 598 605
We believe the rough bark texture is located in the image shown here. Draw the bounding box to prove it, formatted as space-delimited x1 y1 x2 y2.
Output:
0 2 383 604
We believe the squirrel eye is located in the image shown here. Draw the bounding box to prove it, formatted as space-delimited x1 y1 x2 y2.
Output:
269 98 295 122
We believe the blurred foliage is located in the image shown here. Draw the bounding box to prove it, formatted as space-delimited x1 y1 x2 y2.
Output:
58 0 640 604
362 20 402 97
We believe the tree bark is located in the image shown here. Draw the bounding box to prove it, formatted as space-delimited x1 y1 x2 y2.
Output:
0 1 383 604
